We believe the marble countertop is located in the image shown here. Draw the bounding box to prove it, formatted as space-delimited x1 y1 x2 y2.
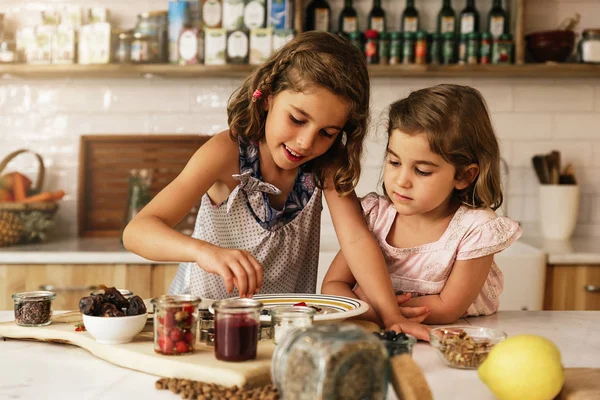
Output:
1 311 599 400
0 235 598 265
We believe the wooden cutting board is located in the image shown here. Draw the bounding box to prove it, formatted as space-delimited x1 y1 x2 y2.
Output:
0 311 274 388
558 368 600 400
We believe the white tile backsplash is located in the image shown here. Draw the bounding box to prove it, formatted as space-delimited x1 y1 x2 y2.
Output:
0 0 599 239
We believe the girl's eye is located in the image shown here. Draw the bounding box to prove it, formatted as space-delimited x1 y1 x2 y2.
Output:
388 159 400 167
320 130 334 139
290 115 306 125
416 168 432 176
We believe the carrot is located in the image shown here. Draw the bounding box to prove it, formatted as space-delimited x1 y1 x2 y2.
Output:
22 190 65 203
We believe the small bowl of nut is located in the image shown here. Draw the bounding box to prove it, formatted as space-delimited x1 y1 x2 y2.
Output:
430 326 507 369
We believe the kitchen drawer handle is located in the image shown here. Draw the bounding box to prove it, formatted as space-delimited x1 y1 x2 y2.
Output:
39 284 100 293
585 285 600 293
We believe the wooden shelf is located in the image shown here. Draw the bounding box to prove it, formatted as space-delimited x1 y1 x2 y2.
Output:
0 63 599 79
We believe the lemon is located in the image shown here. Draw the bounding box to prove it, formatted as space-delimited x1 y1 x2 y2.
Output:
478 334 564 400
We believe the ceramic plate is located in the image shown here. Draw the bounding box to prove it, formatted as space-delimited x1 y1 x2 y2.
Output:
250 293 369 322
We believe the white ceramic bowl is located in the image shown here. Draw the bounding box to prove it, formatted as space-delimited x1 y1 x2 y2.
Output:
82 313 148 345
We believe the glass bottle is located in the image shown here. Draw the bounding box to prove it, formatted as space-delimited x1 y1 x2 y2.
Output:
368 0 386 33
212 298 262 362
459 0 479 34
304 0 331 32
151 294 201 355
401 0 419 33
339 0 358 35
488 0 508 39
121 169 152 242
437 0 456 34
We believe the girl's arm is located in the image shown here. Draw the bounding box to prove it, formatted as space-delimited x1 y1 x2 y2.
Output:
400 255 494 324
122 131 263 297
323 188 430 341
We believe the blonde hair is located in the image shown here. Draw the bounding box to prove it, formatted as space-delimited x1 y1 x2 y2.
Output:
227 31 370 195
386 84 503 210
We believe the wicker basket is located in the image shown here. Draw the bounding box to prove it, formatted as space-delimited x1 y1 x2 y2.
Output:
0 149 59 247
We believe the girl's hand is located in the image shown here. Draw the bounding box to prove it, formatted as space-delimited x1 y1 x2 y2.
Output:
387 321 431 342
396 292 430 323
195 243 264 298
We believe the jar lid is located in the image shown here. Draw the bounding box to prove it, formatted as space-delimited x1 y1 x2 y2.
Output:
583 28 600 36
481 32 493 39
212 298 262 312
348 31 361 39
151 294 202 308
467 32 480 40
12 291 56 302
389 31 402 39
415 30 428 39
443 32 455 39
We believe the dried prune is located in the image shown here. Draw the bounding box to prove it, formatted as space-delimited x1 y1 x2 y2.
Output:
104 287 129 310
79 295 104 316
101 302 124 317
126 295 147 316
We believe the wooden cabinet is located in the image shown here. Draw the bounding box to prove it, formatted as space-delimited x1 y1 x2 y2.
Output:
0 263 180 311
544 264 600 311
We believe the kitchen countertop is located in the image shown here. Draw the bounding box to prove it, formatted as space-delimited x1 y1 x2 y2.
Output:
0 235 598 265
1 310 599 400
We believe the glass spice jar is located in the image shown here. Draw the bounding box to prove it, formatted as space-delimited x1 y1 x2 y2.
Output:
272 324 389 400
113 30 132 64
12 291 56 327
492 33 513 64
480 32 492 64
212 298 262 362
389 31 402 65
458 33 468 64
429 32 442 64
270 306 315 344
348 31 363 54
414 30 428 65
378 32 390 65
151 295 201 355
402 31 415 64
364 29 379 64
578 29 600 64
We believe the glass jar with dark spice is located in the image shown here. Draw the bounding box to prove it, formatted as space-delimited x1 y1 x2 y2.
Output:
402 31 415 64
364 29 379 64
414 30 428 65
348 31 363 53
389 31 402 65
379 31 390 65
442 32 456 64
480 32 492 64
467 31 480 64
458 33 468 64
271 324 389 400
492 33 513 64
12 291 56 327
429 32 442 64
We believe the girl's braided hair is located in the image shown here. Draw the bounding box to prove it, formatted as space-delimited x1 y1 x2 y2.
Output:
227 31 370 195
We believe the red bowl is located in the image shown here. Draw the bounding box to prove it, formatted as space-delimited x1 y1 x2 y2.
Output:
525 30 575 62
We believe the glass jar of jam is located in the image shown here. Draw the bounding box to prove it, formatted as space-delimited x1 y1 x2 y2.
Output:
151 295 201 355
212 298 262 362
270 306 315 344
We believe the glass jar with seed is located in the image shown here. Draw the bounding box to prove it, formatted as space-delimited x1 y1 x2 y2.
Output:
458 33 468 64
378 31 390 65
467 32 480 64
442 32 456 64
429 32 442 64
402 31 415 64
480 32 492 64
389 31 402 65
272 324 389 400
12 291 56 327
414 30 428 65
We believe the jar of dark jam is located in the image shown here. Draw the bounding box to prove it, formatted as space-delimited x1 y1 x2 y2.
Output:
212 298 262 362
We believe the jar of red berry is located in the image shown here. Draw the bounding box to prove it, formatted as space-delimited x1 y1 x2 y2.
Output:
212 298 263 362
151 295 201 355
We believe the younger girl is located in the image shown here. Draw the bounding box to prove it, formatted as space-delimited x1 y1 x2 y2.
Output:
322 84 522 325
123 32 430 340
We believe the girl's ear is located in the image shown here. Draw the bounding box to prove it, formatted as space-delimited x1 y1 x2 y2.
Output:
263 95 273 112
454 164 479 190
